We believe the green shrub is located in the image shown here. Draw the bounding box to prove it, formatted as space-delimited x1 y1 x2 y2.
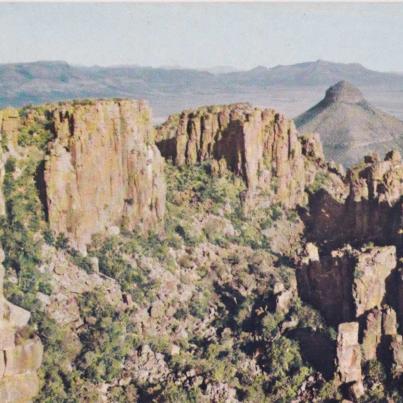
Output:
89 236 156 304
76 290 138 383
265 337 311 401
161 383 202 403
1 155 50 306
308 171 330 193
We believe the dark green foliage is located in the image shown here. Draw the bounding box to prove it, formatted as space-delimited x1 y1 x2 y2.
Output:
265 337 311 401
89 236 157 304
0 154 75 402
361 360 388 402
33 314 74 403
55 232 69 249
76 290 137 383
189 287 212 319
17 108 53 150
1 131 9 152
43 229 55 245
308 171 331 193
69 249 93 273
161 383 202 403
1 156 51 305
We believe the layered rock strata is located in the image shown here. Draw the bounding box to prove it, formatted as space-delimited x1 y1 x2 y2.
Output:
45 100 166 250
157 103 319 208
0 248 43 402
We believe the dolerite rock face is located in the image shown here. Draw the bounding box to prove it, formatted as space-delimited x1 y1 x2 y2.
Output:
156 104 309 208
304 151 403 250
0 248 43 402
298 243 396 325
336 322 364 399
45 100 166 250
298 148 403 395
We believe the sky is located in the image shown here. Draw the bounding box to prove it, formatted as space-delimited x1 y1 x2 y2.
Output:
0 3 402 72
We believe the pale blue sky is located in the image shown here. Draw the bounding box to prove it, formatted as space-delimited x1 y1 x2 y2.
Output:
0 3 402 71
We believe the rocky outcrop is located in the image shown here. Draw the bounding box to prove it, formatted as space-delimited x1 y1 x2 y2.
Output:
304 151 402 250
156 103 321 208
336 322 364 399
0 248 43 402
128 344 170 386
297 243 396 325
361 308 382 361
298 149 402 397
45 100 166 251
336 322 361 381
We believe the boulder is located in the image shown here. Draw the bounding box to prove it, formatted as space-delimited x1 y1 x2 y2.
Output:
129 344 170 386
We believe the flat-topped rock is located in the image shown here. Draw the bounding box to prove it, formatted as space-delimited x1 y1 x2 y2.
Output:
157 103 326 209
324 80 365 104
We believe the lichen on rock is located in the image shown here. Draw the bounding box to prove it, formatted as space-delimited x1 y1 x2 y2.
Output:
45 99 166 251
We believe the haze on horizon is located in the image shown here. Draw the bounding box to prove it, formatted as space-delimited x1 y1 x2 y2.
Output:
0 2 403 72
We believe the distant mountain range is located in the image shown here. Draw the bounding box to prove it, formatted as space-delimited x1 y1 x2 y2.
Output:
295 81 403 166
1 60 403 120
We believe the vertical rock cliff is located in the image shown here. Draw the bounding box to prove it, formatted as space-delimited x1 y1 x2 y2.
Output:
297 150 403 397
45 100 166 251
156 104 314 208
298 243 396 325
336 322 364 399
304 151 402 249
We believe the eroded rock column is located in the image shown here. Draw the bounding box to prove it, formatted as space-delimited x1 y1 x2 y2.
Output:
336 322 363 399
45 100 166 251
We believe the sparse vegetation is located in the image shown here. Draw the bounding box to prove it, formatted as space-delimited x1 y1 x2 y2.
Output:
0 98 400 403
